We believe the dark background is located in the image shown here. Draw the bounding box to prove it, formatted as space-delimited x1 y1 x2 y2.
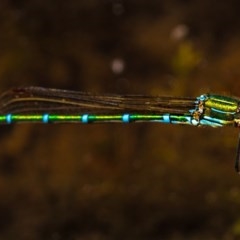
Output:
0 1 240 239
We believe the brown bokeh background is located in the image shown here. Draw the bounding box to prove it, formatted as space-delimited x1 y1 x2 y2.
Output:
0 1 240 239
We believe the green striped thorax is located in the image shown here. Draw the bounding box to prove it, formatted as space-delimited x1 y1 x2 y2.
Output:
198 94 240 127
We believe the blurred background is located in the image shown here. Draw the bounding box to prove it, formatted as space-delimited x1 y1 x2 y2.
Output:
0 0 240 239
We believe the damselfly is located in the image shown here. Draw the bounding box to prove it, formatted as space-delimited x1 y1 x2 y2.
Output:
0 86 240 173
